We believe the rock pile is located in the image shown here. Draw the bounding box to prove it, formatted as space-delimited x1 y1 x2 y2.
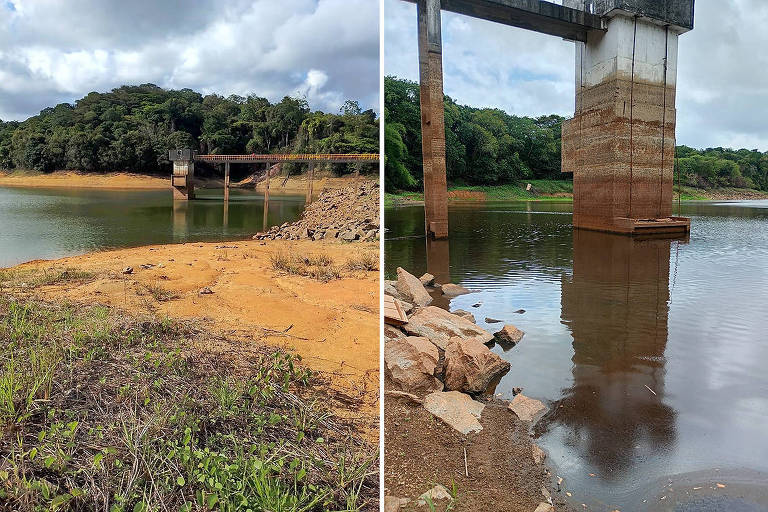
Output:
253 180 379 242
384 267 543 431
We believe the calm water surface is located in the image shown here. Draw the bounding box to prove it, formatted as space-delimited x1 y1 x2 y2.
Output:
386 200 768 511
0 187 305 268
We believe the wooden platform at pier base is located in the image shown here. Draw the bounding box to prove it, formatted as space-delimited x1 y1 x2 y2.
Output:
575 216 691 236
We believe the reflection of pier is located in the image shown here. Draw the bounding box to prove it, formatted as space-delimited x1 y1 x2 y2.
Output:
547 230 682 477
169 149 378 202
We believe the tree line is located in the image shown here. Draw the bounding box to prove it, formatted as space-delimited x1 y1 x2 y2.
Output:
385 75 768 193
0 84 378 176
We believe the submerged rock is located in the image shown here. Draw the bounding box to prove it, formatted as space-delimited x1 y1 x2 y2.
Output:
384 337 442 394
423 391 485 435
395 267 432 307
444 337 511 394
441 283 470 298
495 324 525 345
403 306 493 349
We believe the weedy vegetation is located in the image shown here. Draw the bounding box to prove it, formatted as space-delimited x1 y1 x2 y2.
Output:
0 296 378 511
270 252 343 282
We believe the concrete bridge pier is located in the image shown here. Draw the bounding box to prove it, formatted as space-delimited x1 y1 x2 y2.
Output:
306 162 315 204
170 150 195 200
562 0 693 236
263 162 271 231
417 0 449 239
224 162 231 202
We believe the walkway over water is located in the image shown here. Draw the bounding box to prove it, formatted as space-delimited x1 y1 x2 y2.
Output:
169 150 379 201
195 153 379 164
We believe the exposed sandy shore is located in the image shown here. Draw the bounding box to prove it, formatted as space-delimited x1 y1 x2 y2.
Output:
0 170 170 189
242 174 374 194
8 238 380 437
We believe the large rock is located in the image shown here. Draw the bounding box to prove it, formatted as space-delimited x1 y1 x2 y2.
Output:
384 337 442 393
451 309 476 323
444 337 511 394
419 273 435 286
423 391 485 435
384 282 400 299
395 267 432 307
403 306 493 349
508 394 547 423
495 324 525 345
383 325 406 342
441 283 470 298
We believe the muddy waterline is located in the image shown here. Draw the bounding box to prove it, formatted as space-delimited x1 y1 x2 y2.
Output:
385 200 768 511
0 186 305 268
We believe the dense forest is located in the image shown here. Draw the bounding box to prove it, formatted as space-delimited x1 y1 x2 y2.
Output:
0 84 379 176
385 76 768 193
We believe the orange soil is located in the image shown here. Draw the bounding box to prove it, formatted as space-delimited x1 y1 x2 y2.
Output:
12 239 380 435
0 171 169 189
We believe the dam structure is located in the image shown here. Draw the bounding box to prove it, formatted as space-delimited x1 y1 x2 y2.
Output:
406 0 695 238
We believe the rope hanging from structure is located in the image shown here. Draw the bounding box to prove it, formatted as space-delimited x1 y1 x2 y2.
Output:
629 15 638 218
659 25 670 215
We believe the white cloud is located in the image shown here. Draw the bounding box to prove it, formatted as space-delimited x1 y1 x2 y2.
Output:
0 0 379 120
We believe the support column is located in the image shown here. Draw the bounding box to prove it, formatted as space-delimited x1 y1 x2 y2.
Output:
171 159 195 200
224 162 230 202
263 162 271 231
306 162 315 203
417 0 448 239
561 6 690 236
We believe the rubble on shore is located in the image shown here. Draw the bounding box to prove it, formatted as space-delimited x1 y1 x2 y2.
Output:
384 267 560 511
253 180 379 242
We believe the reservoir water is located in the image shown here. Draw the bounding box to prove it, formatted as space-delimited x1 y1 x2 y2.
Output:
385 200 768 511
0 187 305 268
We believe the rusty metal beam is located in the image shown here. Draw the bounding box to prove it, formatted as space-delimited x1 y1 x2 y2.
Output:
402 0 604 41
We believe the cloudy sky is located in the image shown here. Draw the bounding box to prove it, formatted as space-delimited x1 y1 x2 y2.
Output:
385 0 768 151
0 0 379 121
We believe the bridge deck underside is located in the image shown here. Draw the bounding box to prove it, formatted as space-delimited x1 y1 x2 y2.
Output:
403 0 603 41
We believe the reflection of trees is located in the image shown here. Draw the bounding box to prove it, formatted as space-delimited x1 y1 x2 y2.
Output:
538 230 678 479
384 204 575 280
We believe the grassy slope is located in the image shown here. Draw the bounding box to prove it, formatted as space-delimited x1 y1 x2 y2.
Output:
0 268 377 512
385 179 768 206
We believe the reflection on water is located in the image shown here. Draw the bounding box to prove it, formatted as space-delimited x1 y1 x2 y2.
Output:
546 231 678 481
385 200 768 510
0 186 305 267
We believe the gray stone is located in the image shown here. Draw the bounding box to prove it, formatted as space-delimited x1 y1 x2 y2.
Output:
444 337 511 394
395 267 432 307
384 337 442 394
384 496 409 512
534 503 554 512
403 306 493 350
417 485 452 506
423 391 485 435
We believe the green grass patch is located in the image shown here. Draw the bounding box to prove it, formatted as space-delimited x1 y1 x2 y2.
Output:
0 297 378 511
0 267 95 290
386 179 574 206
